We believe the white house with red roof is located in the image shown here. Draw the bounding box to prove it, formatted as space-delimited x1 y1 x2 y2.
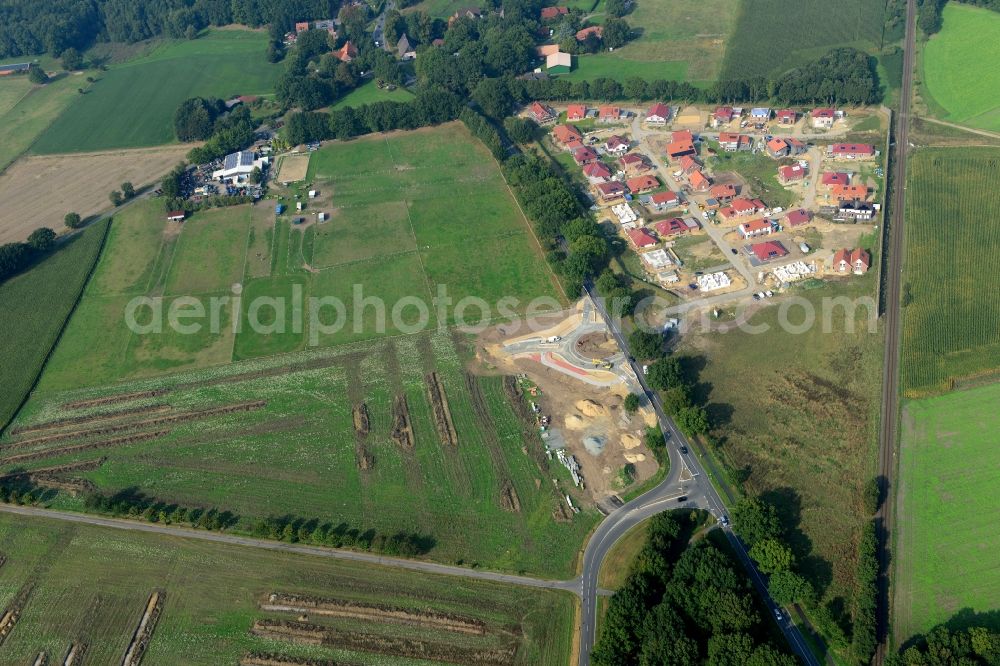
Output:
603 135 630 154
832 248 871 274
718 133 751 152
626 175 659 194
596 181 626 201
739 218 775 239
627 228 658 248
812 107 837 129
582 162 612 183
712 106 735 127
530 101 557 124
646 190 682 211
720 197 766 220
566 104 588 121
767 137 790 158
645 103 671 126
829 143 875 160
750 240 788 262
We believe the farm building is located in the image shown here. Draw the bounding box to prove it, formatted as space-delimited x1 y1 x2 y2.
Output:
750 240 788 262
166 210 186 222
829 143 876 160
530 102 557 124
627 228 658 248
812 107 837 128
767 138 790 158
619 153 652 174
645 103 671 126
337 41 358 62
832 248 871 274
776 109 797 125
604 135 630 154
573 146 599 165
712 106 735 127
626 175 659 194
678 155 701 174
784 209 812 227
566 104 588 120
546 51 572 72
595 181 626 201
645 190 681 211
582 162 612 183
778 163 807 184
654 218 690 237
552 124 582 146
738 218 774 239
709 184 738 202
541 6 569 19
718 133 751 152
212 150 267 181
0 63 31 76
689 170 711 192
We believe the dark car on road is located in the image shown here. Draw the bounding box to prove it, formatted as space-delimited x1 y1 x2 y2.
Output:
676 496 687 503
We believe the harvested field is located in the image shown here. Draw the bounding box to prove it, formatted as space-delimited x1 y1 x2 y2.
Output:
61 642 86 666
253 619 517 665
262 592 487 635
351 404 369 438
0 430 169 466
390 394 414 450
499 481 522 514
5 401 265 451
241 654 345 666
0 146 191 244
425 372 458 447
9 404 171 437
121 591 164 666
0 458 106 481
63 389 170 411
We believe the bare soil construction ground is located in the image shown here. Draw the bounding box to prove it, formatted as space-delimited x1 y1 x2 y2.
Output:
0 145 191 243
274 153 311 183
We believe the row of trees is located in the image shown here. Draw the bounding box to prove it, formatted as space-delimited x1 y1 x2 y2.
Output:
83 488 239 529
250 515 433 556
108 181 136 207
888 625 1000 665
919 0 1000 36
187 105 256 163
0 227 58 284
593 511 798 665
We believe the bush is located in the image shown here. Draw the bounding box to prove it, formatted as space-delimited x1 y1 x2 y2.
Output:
64 212 82 229
629 329 663 360
28 65 48 84
623 393 640 414
27 228 56 252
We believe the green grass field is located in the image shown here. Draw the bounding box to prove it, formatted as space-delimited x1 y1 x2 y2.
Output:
901 148 1000 396
31 30 281 154
0 220 109 431
679 277 883 630
921 4 1000 133
707 144 798 209
894 382 1000 643
554 0 733 85
5 125 590 577
0 73 81 170
331 80 414 109
719 0 887 80
0 512 575 664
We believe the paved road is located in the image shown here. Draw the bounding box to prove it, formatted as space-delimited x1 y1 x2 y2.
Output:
875 0 918 661
0 503 578 592
576 284 821 666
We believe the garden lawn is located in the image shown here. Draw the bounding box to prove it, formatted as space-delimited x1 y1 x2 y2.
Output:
894 382 1000 643
31 29 281 153
922 3 1000 132
0 220 109 430
331 80 414 109
901 148 1000 396
0 512 576 665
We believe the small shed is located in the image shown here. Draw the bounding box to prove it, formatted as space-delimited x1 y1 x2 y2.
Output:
166 211 186 222
308 190 317 198
296 201 303 211
275 203 285 214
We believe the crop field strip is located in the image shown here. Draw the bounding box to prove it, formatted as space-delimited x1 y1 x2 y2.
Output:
0 72 80 172
719 0 889 80
900 148 1000 395
894 382 1000 643
0 513 574 664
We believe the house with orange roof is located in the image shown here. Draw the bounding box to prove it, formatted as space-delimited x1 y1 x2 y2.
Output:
766 137 790 158
552 124 582 146
626 175 659 194
718 133 751 152
337 41 358 62
689 170 711 192
832 248 870 274
598 105 621 123
738 218 774 239
530 101 557 124
678 155 701 175
566 104 588 121
709 184 738 202
666 140 696 161
576 25 603 41
830 184 870 201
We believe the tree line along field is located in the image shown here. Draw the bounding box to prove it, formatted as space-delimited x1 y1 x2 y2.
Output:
719 0 890 80
30 29 282 154
901 148 1000 396
0 512 575 665
921 4 1000 133
558 0 736 85
893 382 1000 644
677 276 883 655
3 125 590 577
0 220 110 431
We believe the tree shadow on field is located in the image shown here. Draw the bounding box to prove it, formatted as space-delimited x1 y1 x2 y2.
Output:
898 608 1000 653
759 486 834 597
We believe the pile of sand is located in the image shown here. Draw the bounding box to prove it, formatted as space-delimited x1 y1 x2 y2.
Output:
565 414 588 431
624 453 646 463
621 433 641 450
575 399 607 418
